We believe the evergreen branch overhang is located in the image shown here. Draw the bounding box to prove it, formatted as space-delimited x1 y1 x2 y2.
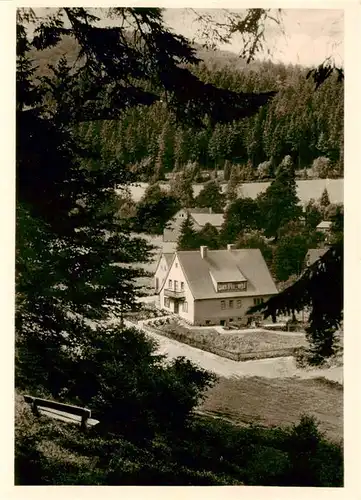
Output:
247 242 343 322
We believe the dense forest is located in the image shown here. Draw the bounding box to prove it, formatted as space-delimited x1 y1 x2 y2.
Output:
32 37 344 182
76 62 344 181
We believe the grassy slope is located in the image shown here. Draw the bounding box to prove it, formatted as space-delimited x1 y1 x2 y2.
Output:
200 375 343 443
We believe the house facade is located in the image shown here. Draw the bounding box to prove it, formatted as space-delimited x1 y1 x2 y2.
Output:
158 245 278 326
163 208 224 242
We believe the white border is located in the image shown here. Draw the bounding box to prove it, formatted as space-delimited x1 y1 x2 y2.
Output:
1 1 360 499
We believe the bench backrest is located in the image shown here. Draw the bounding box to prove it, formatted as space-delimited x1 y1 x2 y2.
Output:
24 395 92 430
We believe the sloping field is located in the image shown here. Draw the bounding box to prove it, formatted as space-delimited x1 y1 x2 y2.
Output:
125 178 343 205
200 375 343 443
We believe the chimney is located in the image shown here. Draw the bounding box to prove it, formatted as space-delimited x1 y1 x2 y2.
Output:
200 246 208 259
227 244 235 251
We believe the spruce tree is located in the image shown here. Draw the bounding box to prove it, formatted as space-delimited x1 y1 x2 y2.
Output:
226 166 240 202
169 170 195 208
257 155 302 239
177 215 200 251
320 188 330 209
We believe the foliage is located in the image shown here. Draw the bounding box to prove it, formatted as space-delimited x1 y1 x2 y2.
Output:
312 157 332 179
256 159 273 179
177 214 201 251
235 231 273 267
304 199 323 230
15 399 343 486
197 223 220 249
226 165 241 202
320 187 331 208
32 35 343 180
257 155 302 239
249 242 343 363
272 232 309 282
194 180 225 212
220 197 260 244
133 183 180 234
169 169 195 208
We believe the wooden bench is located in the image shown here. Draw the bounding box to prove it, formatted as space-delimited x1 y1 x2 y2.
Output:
24 395 99 430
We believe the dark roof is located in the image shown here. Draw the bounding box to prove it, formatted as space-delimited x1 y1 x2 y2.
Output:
163 253 174 267
176 248 278 299
306 248 328 266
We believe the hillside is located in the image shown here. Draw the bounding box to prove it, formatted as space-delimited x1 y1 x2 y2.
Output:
29 35 343 182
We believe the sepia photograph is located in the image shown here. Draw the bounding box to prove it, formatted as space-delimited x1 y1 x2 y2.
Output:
14 4 345 488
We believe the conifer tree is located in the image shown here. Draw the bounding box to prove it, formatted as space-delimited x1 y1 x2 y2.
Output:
169 170 195 208
226 166 240 202
257 155 302 239
177 214 200 251
320 188 330 209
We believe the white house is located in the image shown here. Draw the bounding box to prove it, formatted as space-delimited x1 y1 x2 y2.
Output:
158 245 278 326
163 207 224 242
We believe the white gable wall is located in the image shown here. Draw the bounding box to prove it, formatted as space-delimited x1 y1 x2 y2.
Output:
159 254 195 323
154 255 170 293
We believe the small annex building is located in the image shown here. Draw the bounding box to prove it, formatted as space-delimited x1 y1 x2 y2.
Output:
163 207 224 242
157 245 278 326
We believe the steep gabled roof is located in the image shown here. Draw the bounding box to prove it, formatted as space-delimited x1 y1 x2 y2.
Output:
163 253 174 267
154 252 174 274
176 248 278 299
190 213 224 228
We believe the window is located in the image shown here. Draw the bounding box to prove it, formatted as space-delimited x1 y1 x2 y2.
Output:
164 297 170 308
217 281 247 292
221 300 226 310
205 320 210 325
168 279 172 289
229 318 233 322
181 281 184 291
229 300 234 309
174 280 178 291
253 298 264 306
236 300 242 309
175 262 178 268
182 301 188 312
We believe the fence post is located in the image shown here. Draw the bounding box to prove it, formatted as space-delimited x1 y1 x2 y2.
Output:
32 399 40 417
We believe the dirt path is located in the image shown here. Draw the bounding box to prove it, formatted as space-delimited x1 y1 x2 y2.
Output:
125 320 343 383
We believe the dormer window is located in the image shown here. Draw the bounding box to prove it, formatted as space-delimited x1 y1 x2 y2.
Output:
217 281 247 292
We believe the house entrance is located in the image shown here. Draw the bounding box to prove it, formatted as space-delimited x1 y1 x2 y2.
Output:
174 301 179 314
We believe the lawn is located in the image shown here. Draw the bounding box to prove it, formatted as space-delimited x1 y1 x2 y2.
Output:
150 320 307 360
199 376 343 444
